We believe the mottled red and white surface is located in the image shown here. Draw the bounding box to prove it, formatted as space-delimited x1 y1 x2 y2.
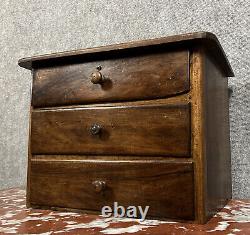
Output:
0 188 249 234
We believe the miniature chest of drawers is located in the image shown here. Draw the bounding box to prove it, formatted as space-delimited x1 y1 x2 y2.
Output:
19 32 234 224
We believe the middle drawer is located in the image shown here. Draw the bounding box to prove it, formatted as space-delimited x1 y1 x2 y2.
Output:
31 103 191 157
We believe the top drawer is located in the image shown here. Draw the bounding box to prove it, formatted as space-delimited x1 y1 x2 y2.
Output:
32 50 189 107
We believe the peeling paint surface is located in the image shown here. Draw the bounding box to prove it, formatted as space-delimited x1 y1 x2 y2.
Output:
0 188 249 234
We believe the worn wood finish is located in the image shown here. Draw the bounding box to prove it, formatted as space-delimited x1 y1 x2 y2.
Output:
30 158 195 220
19 32 234 224
189 46 232 224
31 103 191 156
203 50 232 220
190 47 207 224
18 32 233 77
26 106 32 208
31 154 194 162
32 50 189 107
36 93 191 110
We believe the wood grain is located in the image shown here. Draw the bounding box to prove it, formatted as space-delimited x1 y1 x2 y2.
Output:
190 46 232 223
190 47 207 224
19 32 234 224
18 32 233 77
32 50 189 107
29 158 195 220
31 103 191 156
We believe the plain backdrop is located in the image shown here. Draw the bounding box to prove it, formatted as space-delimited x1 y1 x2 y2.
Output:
0 0 249 198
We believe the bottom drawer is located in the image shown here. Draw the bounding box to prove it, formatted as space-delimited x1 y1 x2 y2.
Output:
29 157 194 220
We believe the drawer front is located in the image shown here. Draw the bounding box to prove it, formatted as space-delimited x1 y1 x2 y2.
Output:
32 50 189 107
31 103 191 156
30 158 194 220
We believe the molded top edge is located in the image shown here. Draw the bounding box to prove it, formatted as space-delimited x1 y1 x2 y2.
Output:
18 31 234 76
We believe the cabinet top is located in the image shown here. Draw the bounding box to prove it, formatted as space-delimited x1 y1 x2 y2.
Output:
18 31 234 76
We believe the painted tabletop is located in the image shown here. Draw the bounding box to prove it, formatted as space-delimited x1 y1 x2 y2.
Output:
0 188 249 234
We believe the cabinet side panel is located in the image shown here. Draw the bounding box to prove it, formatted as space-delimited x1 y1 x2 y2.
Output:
26 70 34 207
204 52 232 219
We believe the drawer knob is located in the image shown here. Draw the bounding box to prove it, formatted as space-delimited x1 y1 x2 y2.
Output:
90 123 102 135
92 180 106 192
90 71 103 84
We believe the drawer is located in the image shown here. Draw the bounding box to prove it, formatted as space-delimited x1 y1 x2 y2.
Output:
31 103 191 156
32 50 189 107
29 158 194 220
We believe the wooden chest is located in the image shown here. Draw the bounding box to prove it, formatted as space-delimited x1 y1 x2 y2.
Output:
18 32 234 224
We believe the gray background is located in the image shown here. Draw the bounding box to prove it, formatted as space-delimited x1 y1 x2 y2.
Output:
0 0 249 198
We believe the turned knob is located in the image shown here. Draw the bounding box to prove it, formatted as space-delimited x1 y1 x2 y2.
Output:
90 123 102 135
92 180 106 193
90 71 103 84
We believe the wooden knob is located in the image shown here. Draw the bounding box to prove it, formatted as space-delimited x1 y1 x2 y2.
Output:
90 71 103 84
90 124 102 135
92 180 106 193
